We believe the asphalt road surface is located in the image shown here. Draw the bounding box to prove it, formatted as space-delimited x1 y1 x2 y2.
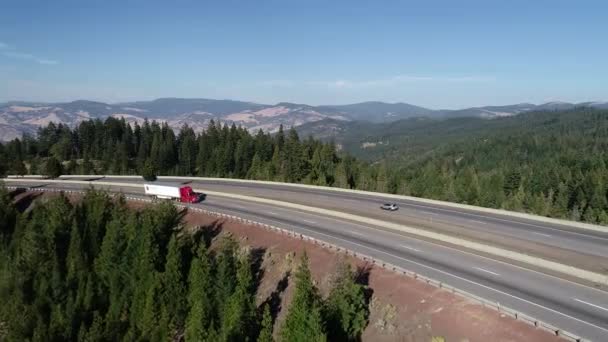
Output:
95 176 608 260
6 179 608 341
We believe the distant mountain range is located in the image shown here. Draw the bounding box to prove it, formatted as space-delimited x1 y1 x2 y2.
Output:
1 97 606 141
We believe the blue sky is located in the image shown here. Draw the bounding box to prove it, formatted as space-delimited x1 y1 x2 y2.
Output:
1 0 606 108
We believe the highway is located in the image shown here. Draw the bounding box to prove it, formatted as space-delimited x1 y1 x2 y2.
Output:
5 178 608 341
72 176 608 266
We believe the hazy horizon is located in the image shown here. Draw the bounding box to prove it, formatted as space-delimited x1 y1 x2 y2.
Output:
1 96 606 112
1 0 607 108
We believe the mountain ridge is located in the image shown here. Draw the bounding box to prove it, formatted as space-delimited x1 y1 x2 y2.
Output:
0 97 605 141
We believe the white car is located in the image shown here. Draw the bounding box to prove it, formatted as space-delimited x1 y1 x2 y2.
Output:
380 203 399 211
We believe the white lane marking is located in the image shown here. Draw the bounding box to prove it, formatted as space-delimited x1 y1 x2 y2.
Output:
217 184 608 244
574 298 608 312
350 231 364 236
400 200 608 241
231 204 246 210
317 210 608 296
468 219 485 225
267 211 278 215
302 219 316 224
401 245 421 252
474 267 500 276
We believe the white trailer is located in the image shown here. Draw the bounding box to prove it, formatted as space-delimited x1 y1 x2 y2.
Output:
144 183 181 200
143 183 203 203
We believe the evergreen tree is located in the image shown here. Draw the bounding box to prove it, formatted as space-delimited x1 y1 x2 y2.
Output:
221 252 256 341
281 253 326 342
81 154 94 174
142 159 157 181
504 170 522 197
0 186 17 243
160 235 187 330
214 236 239 320
257 304 274 342
324 262 369 341
10 158 27 176
45 156 63 179
186 244 214 341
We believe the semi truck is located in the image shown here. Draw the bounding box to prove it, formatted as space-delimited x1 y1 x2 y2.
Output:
143 183 203 203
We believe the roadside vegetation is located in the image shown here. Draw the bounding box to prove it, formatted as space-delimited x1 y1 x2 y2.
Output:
1 108 608 225
0 188 369 341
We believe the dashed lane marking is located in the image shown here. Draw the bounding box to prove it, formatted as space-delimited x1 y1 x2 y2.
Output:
474 267 500 276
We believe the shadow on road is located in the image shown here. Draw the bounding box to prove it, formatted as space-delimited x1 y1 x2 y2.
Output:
59 176 106 181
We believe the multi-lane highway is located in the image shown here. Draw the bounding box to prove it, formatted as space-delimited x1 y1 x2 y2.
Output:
177 178 608 255
76 176 608 267
5 177 608 341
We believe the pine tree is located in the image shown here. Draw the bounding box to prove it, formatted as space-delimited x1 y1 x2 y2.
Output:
221 252 256 341
81 154 94 174
275 125 285 151
83 311 105 341
324 262 368 341
0 186 17 242
247 153 262 180
504 170 522 197
130 212 161 333
284 128 305 182
281 253 326 342
142 159 157 181
375 162 388 193
66 219 86 286
214 236 239 320
178 125 198 176
257 304 274 342
269 146 282 181
186 244 214 341
334 161 349 189
44 156 63 179
140 274 167 341
10 158 27 176
160 235 187 330
94 209 132 332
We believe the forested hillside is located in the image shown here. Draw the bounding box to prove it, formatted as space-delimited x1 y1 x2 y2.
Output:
397 109 608 224
0 189 368 341
1 109 608 225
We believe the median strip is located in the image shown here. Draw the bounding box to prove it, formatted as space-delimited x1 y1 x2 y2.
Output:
26 174 608 234
4 177 608 286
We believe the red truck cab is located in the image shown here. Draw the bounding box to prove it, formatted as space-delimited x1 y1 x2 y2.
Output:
179 186 203 203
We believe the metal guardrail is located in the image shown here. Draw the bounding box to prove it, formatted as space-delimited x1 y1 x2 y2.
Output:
6 186 589 342
10 174 607 234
